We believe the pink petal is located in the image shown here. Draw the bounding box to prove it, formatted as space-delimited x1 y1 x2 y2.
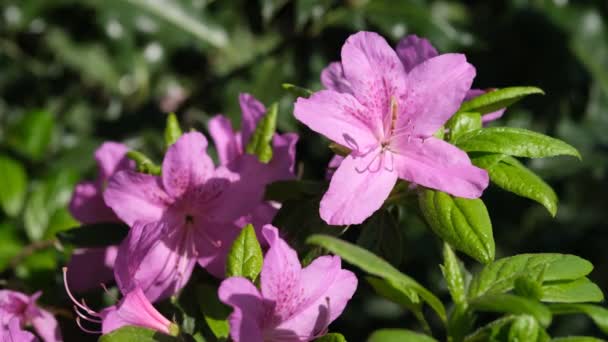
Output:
271 256 357 340
162 132 215 199
66 247 118 293
103 171 171 226
114 222 196 302
320 150 398 225
340 31 408 137
395 35 438 72
392 137 489 198
269 132 298 181
68 182 118 224
208 115 241 166
218 277 264 342
401 53 476 137
0 290 29 316
194 221 242 278
29 307 62 342
100 288 171 335
5 317 37 342
320 62 353 94
239 93 267 149
325 155 344 180
294 90 377 152
95 142 132 181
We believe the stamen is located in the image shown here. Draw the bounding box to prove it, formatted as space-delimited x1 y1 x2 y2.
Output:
74 306 102 323
100 283 118 302
389 96 398 135
76 317 102 334
62 267 100 317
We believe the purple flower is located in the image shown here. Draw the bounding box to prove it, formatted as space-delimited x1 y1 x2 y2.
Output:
67 142 132 293
104 132 259 301
3 318 37 342
208 94 298 232
294 31 489 225
218 225 357 342
63 268 177 336
0 290 62 342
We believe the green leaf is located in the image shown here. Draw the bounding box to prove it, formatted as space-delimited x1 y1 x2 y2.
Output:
541 278 604 303
551 337 605 342
441 243 466 305
126 150 162 175
0 223 24 272
8 110 54 161
57 223 129 248
468 254 593 300
307 234 446 322
477 155 558 216
225 224 263 282
458 87 544 114
98 326 179 342
508 315 540 342
164 113 182 148
196 284 230 340
366 277 420 310
464 316 516 342
356 210 403 267
514 276 544 300
245 102 278 163
446 112 482 142
315 332 347 342
0 155 27 216
367 329 438 342
455 127 581 159
418 189 494 264
470 293 552 327
550 304 608 333
282 83 313 98
264 180 326 202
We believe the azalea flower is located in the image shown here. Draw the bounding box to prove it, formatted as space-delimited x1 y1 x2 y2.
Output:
294 31 489 225
63 268 178 336
104 132 259 301
67 142 133 293
0 290 62 342
208 93 298 232
219 225 357 342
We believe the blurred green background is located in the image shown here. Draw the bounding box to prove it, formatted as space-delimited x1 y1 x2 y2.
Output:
1 0 607 340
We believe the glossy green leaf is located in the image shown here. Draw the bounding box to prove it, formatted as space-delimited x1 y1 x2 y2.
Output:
455 127 581 159
57 223 129 248
315 332 347 342
164 113 182 148
458 87 544 114
550 303 608 333
464 316 517 342
226 224 263 282
446 111 482 142
98 326 178 342
441 243 466 305
514 276 544 300
470 293 552 327
541 278 604 303
418 189 494 264
196 284 230 340
0 155 27 216
551 337 605 342
468 254 593 300
367 329 438 342
246 102 278 163
508 315 540 342
307 234 446 322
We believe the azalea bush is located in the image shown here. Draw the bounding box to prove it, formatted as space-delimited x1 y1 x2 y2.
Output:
2 1 608 342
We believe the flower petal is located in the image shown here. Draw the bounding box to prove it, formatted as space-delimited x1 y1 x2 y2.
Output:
320 62 353 94
401 53 476 137
294 90 377 151
5 317 37 342
392 137 489 198
66 247 118 293
239 93 267 148
69 181 118 225
340 31 408 137
100 288 171 335
104 171 171 226
114 222 196 302
218 277 264 342
30 307 62 342
194 221 242 278
208 115 241 166
95 142 132 181
395 35 438 72
320 150 398 225
162 132 215 199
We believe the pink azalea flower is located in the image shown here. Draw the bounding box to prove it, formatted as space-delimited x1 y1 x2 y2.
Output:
103 132 260 301
0 290 62 342
66 142 132 293
208 94 299 232
218 225 357 342
63 268 177 336
294 31 489 225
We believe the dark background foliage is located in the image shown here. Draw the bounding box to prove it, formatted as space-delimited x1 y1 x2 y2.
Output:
0 0 607 340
